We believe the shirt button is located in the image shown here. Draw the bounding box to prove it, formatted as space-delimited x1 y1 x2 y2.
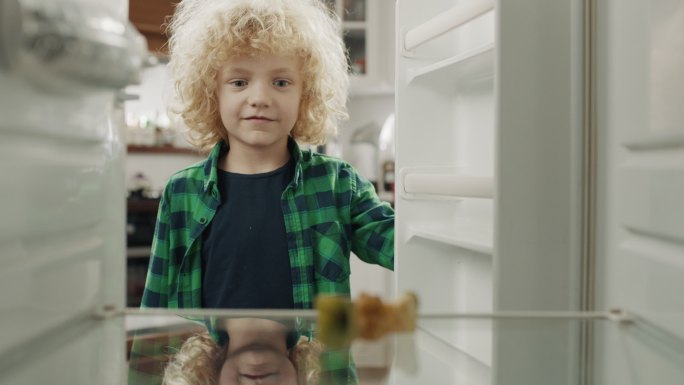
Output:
199 217 207 224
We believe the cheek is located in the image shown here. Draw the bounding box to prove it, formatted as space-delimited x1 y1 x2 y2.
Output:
217 93 238 120
280 362 298 385
217 363 239 385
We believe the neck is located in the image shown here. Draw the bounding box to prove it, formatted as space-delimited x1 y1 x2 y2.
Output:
220 140 290 174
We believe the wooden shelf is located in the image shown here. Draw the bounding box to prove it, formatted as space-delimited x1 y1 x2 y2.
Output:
127 145 200 155
127 198 160 213
128 0 175 56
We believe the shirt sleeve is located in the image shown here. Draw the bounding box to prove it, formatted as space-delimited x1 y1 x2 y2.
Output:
128 184 175 385
140 183 172 308
349 168 395 270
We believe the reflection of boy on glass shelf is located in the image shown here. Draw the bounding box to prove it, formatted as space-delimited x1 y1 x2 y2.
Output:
162 292 418 385
163 318 322 385
129 0 394 384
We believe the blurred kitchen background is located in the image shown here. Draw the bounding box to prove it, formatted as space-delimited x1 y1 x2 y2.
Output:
124 0 396 370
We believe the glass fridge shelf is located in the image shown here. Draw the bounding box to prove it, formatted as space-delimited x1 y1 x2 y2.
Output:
119 305 684 385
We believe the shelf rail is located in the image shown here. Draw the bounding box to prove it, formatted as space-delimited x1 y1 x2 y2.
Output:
419 309 633 323
98 307 634 325
403 173 494 198
403 0 495 52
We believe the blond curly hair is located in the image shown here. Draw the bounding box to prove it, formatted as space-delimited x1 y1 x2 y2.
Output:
166 0 350 153
162 332 323 385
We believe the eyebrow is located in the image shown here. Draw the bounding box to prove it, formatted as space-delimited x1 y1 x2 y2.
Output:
222 67 299 76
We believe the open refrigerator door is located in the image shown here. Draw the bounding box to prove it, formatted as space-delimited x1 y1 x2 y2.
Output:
0 0 147 384
394 0 684 384
394 0 588 383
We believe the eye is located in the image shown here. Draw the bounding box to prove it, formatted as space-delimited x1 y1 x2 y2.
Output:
229 80 247 87
273 79 291 87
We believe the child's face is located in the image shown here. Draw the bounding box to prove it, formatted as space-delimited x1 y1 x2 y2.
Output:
217 53 303 152
219 318 298 385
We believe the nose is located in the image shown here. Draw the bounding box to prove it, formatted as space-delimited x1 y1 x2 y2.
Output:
247 82 271 108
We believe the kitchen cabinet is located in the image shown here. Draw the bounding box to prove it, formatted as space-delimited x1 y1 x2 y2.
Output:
128 0 175 57
324 0 396 95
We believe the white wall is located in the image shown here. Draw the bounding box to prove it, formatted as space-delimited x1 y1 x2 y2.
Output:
124 65 203 194
338 94 395 185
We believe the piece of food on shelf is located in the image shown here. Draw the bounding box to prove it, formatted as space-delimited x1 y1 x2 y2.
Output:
315 293 357 350
315 292 418 349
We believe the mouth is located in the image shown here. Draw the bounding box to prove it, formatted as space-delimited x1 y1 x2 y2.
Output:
244 116 274 122
242 373 275 380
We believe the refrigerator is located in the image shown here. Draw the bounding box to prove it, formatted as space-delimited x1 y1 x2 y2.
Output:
1 0 683 384
394 0 684 384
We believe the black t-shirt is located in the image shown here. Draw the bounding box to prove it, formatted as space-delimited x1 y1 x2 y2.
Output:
201 159 295 309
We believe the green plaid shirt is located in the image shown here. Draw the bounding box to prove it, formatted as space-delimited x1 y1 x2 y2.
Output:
141 138 394 309
130 138 394 384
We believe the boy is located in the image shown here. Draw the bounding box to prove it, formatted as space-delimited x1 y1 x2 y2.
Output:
163 318 323 385
131 0 394 384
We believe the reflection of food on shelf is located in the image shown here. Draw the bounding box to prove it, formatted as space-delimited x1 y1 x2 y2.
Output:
316 292 418 349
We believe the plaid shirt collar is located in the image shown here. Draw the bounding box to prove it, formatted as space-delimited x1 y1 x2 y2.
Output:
201 137 304 193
